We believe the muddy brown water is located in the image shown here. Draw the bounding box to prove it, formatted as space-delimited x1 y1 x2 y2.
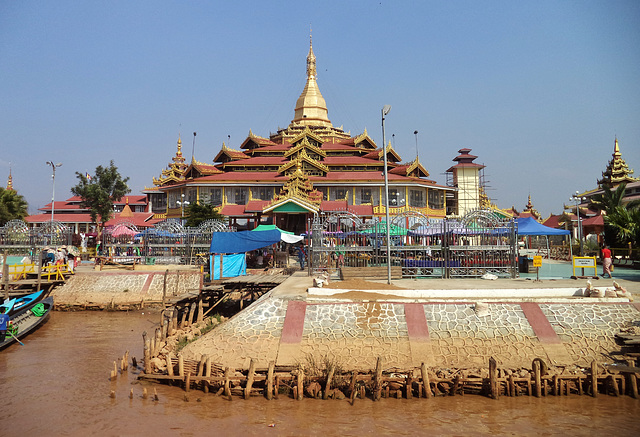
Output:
1 311 639 436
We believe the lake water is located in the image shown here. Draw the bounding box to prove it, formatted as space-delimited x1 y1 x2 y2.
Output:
1 311 639 436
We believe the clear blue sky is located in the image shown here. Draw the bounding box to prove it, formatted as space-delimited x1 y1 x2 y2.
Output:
2 0 639 218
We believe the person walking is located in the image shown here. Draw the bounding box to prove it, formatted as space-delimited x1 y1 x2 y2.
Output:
297 244 306 270
602 244 612 278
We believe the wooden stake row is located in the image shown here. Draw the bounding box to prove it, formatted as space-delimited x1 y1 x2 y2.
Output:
136 356 639 401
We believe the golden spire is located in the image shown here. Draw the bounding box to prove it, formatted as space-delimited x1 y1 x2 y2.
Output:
6 165 14 191
598 136 638 187
291 33 332 128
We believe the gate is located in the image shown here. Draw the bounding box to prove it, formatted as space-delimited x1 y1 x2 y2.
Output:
445 209 516 278
310 209 517 278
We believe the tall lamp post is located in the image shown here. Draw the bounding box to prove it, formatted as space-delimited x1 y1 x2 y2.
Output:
177 193 190 225
382 105 392 284
570 192 586 256
46 161 62 222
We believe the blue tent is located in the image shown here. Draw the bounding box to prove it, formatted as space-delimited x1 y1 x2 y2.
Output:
210 229 282 254
516 217 570 236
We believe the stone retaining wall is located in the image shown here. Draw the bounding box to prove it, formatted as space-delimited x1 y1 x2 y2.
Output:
52 271 202 308
181 294 640 371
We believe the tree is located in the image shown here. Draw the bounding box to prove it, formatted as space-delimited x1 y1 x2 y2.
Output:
589 182 640 247
0 187 29 226
605 205 640 248
184 201 226 227
70 161 130 236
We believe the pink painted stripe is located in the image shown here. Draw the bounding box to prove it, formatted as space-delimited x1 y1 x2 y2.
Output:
280 301 307 344
141 273 154 295
404 303 430 340
520 302 561 344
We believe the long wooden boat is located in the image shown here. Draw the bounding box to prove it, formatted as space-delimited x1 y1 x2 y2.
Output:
1 290 44 316
0 296 53 349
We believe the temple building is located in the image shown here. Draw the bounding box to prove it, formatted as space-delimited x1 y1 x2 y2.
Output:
574 137 639 208
145 37 458 233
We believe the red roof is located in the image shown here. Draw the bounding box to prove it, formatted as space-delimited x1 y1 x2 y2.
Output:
25 213 94 224
321 200 348 211
219 204 252 217
245 200 271 212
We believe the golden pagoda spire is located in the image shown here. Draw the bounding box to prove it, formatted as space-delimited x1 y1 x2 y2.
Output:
291 32 332 128
6 165 14 191
598 136 638 187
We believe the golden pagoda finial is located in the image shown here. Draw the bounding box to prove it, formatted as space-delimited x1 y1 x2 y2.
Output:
222 142 227 150
307 28 316 79
614 136 620 154
177 135 183 156
6 165 14 191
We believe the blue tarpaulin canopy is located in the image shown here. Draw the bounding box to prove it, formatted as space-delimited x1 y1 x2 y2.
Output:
210 229 282 254
516 217 570 236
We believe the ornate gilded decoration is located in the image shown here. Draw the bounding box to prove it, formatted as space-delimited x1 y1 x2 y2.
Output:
291 34 332 128
6 166 14 191
152 136 188 186
598 137 638 187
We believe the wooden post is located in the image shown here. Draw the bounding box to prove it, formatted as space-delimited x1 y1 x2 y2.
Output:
552 374 558 396
143 339 151 374
154 328 162 358
450 374 461 396
178 354 184 377
374 357 383 401
245 359 256 400
188 302 196 327
608 375 619 396
185 372 191 392
324 363 336 400
172 310 178 335
627 359 638 399
274 374 280 400
508 374 515 397
489 357 499 399
37 249 43 296
2 251 9 301
349 371 357 400
162 269 168 308
266 361 275 400
162 319 168 341
197 295 204 323
406 372 413 399
197 356 205 377
533 360 542 398
421 363 432 399
166 353 174 377
297 366 304 401
224 367 232 399
591 360 598 398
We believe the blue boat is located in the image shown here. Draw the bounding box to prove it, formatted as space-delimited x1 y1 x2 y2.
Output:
1 291 44 316
0 296 53 349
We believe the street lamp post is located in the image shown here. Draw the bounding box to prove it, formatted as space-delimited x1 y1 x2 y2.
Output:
382 105 392 284
177 193 190 225
570 192 586 256
46 162 62 242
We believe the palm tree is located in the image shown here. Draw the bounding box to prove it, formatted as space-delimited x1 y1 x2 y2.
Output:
0 187 29 226
605 206 640 247
590 182 640 213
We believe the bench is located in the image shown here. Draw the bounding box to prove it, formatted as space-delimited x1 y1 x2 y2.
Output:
340 266 402 281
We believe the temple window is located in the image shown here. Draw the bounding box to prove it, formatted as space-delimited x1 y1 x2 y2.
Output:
252 187 274 201
168 192 178 209
357 188 372 204
428 190 444 209
409 189 425 207
187 189 197 204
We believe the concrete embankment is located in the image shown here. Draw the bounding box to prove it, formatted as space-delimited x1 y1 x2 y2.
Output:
180 274 640 371
51 265 202 309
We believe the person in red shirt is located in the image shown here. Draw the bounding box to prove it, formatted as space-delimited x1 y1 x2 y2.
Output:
601 244 612 278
